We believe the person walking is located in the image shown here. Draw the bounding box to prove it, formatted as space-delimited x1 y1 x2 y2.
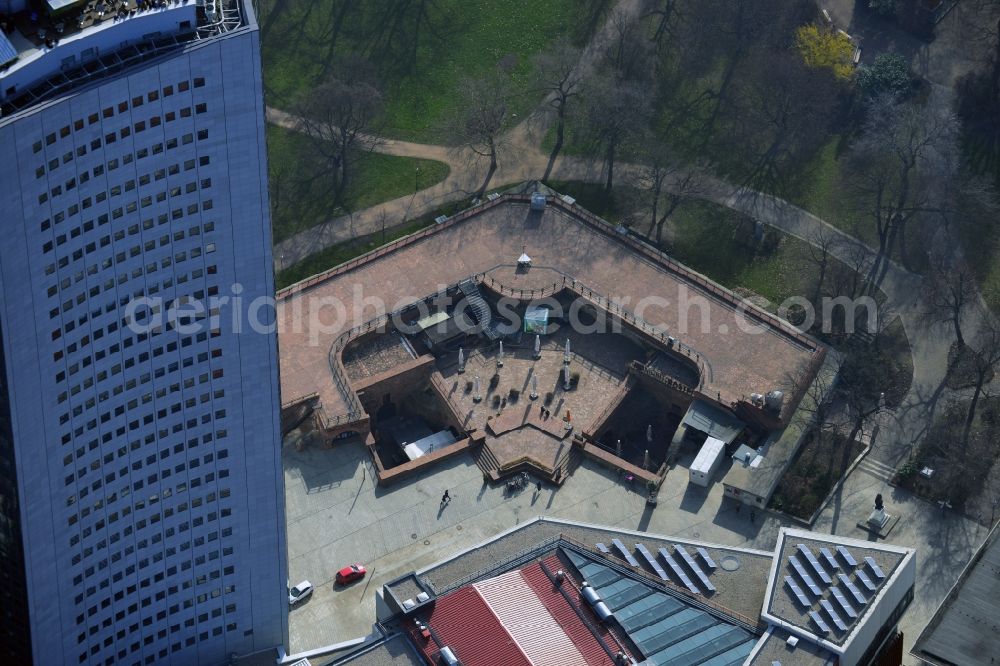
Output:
441 489 450 505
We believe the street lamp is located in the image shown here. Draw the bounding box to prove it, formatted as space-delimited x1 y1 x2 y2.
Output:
414 167 421 193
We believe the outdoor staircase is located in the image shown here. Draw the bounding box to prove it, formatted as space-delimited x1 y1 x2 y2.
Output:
459 279 500 340
473 442 501 478
553 445 584 485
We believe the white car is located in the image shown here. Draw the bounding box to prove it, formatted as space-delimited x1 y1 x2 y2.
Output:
288 581 314 605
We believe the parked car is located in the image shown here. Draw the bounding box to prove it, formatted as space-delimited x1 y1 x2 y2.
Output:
288 581 314 605
335 564 367 585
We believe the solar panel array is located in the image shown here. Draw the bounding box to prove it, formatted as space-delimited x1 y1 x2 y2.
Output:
830 586 858 619
789 555 822 596
838 574 866 606
865 556 886 580
856 569 878 593
674 545 716 593
658 547 701 595
612 538 641 568
836 545 858 567
778 542 894 638
634 543 669 581
819 599 849 632
808 610 830 634
696 548 717 570
797 545 833 584
819 548 839 572
785 576 809 607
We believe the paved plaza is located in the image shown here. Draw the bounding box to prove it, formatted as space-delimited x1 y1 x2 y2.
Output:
282 434 986 663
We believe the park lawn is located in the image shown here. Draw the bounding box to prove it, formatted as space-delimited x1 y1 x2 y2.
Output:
267 124 449 243
260 0 606 143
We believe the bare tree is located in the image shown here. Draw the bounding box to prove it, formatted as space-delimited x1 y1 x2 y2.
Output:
805 225 840 305
633 137 709 245
532 37 584 182
295 77 384 200
845 96 959 294
961 321 1000 448
581 73 653 192
603 9 656 84
452 75 512 200
726 52 840 199
927 252 978 349
642 0 682 48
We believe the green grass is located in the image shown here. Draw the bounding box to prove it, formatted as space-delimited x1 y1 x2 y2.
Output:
260 0 607 142
780 135 876 244
275 201 465 290
267 124 449 243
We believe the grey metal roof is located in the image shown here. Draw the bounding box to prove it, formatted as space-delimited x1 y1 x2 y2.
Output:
0 30 17 68
566 551 757 665
681 400 744 443
912 522 1000 666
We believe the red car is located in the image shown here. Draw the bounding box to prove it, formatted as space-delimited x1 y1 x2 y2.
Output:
336 564 367 585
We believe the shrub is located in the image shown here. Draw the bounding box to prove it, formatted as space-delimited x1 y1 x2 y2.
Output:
544 392 554 405
857 53 911 99
465 381 473 393
489 374 500 389
795 25 855 81
491 395 502 408
508 389 520 402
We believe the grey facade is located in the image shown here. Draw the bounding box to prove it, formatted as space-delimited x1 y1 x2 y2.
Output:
0 4 287 664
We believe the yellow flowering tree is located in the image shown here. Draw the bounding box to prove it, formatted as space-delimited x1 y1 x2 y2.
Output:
795 25 855 81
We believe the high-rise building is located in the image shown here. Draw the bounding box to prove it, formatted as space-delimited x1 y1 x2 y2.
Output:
0 1 287 664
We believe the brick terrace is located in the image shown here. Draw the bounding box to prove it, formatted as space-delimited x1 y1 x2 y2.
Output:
276 197 824 421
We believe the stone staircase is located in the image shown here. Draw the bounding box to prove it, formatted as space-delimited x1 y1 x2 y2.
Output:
459 279 500 340
473 442 501 478
553 445 584 485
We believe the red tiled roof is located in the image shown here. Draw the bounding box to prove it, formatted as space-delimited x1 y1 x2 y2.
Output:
420 586 531 666
409 554 633 666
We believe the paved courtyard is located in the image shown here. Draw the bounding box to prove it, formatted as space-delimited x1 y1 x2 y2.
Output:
282 434 986 662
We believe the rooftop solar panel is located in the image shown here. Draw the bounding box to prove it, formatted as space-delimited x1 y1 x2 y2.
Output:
820 599 849 632
635 542 669 581
856 570 878 593
838 573 867 605
819 547 839 572
837 545 858 567
784 576 810 607
611 538 641 568
797 544 833 585
809 610 830 634
674 545 716 594
830 586 858 619
865 556 886 580
789 555 822 596
658 547 701 595
696 547 717 570
0 31 17 68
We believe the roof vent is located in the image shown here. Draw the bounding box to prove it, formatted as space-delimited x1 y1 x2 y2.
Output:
580 582 614 622
786 635 799 648
438 646 461 665
416 592 430 603
402 598 415 610
555 570 566 585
